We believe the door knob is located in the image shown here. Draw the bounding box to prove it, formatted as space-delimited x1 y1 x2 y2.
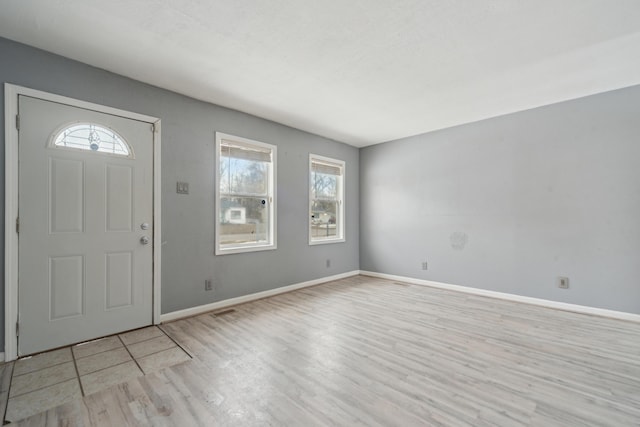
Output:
140 236 150 245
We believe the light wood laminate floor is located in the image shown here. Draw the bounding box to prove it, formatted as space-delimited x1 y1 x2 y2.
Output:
8 275 640 426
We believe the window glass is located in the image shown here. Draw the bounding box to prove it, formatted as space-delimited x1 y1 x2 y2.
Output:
312 171 338 199
220 157 268 195
216 133 276 254
310 155 345 244
53 123 131 157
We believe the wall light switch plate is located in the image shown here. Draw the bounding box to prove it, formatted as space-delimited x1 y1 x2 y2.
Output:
177 181 189 194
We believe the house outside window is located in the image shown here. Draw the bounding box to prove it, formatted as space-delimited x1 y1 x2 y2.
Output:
309 154 345 245
216 133 276 254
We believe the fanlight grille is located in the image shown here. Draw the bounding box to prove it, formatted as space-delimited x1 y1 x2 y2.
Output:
53 123 131 157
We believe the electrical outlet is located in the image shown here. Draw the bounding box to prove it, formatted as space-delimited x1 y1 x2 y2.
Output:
422 261 428 270
205 279 213 291
557 276 569 289
326 259 331 268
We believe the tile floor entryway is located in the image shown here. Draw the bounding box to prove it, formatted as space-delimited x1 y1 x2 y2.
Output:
3 326 191 423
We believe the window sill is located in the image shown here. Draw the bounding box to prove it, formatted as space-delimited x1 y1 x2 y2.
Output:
215 244 277 256
309 238 345 246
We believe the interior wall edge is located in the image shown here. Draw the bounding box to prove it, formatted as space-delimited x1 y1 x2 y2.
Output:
361 270 640 323
160 270 361 323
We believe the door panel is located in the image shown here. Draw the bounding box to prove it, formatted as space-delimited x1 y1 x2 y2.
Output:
18 96 153 355
106 165 134 232
49 255 84 320
105 251 133 309
49 158 85 233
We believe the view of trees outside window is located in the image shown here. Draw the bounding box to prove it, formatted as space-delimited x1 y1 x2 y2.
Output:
310 171 338 238
310 156 344 242
219 146 272 247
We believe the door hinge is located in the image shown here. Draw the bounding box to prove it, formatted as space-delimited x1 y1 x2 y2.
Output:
15 114 20 131
16 322 19 337
16 217 19 234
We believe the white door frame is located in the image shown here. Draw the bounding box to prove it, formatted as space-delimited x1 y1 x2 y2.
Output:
4 83 162 361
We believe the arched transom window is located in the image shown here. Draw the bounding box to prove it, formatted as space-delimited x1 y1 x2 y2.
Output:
52 123 132 157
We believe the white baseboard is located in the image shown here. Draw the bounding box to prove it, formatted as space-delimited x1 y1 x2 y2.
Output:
360 270 640 323
160 269 640 324
160 270 360 323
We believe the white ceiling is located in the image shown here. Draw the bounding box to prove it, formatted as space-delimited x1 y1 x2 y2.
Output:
1 1 640 147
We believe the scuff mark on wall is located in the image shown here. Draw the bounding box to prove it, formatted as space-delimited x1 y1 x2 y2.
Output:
450 232 468 251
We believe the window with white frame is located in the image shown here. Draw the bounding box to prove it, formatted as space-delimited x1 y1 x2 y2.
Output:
216 133 276 254
309 154 345 244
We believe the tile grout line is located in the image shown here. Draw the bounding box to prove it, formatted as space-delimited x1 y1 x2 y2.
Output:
75 341 184 380
2 362 15 424
131 345 186 363
117 335 145 375
74 345 123 361
120 331 165 347
7 376 78 400
75 359 132 382
6 327 189 413
11 359 70 378
70 347 86 397
77 345 178 376
157 325 194 359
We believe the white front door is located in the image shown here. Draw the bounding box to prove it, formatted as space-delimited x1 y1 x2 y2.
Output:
18 95 154 356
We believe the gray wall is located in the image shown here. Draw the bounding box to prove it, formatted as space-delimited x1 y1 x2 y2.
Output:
360 85 640 314
0 37 360 349
2 34 639 357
